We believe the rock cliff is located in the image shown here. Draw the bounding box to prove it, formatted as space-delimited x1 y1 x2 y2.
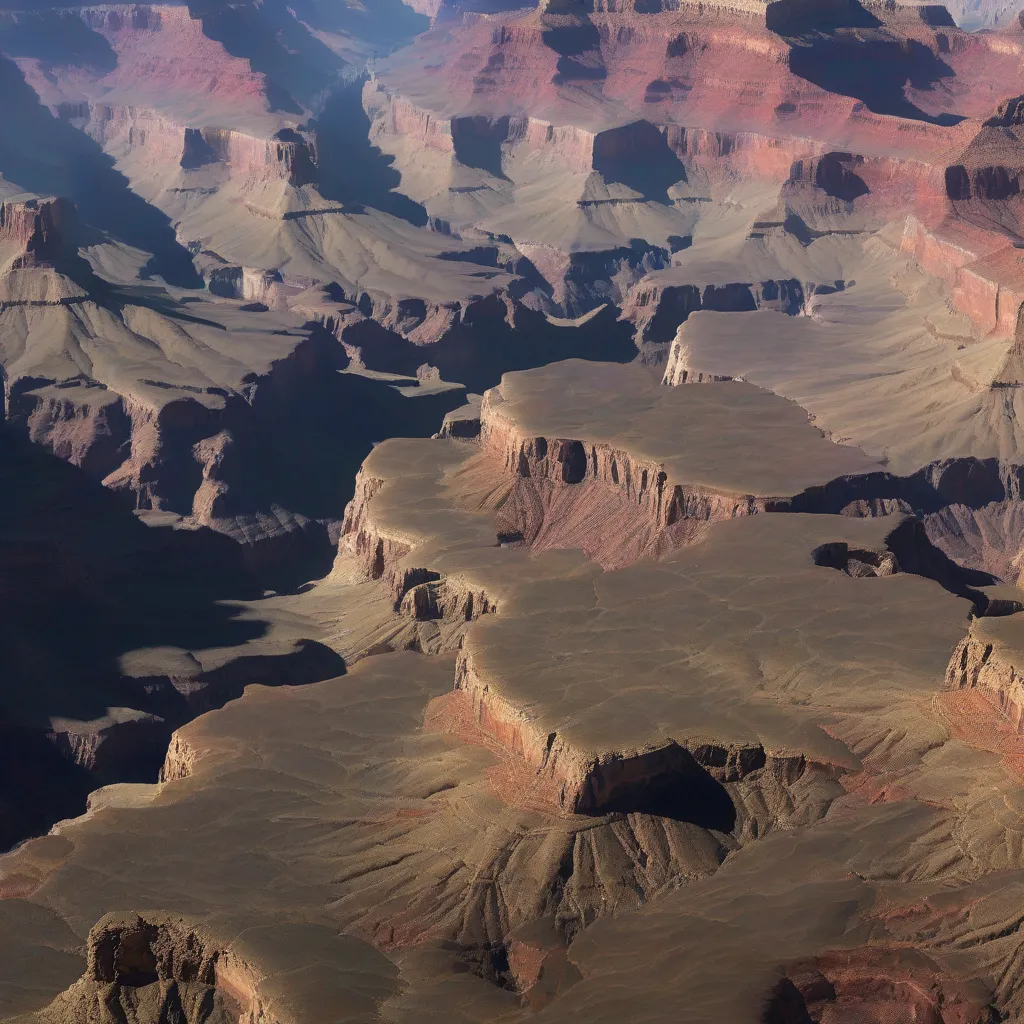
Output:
7 0 1024 1021
947 611 1024 733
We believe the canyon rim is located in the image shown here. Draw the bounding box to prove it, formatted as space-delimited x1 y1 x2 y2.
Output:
10 0 1024 1022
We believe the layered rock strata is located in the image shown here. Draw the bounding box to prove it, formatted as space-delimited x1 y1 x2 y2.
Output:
364 0 1024 340
0 197 75 271
336 358 888 640
3 503 1012 1020
70 105 320 188
476 359 883 553
34 913 265 1024
0 423 343 850
947 611 1024 732
7 0 1024 1020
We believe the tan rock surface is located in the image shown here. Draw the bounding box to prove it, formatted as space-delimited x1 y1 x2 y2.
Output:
483 359 880 501
5 499 1023 1021
10 0 1024 1021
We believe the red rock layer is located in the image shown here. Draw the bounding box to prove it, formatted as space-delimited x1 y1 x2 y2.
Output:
946 626 1024 734
453 638 809 815
765 946 996 1024
384 5 985 157
0 197 74 268
376 3 1024 334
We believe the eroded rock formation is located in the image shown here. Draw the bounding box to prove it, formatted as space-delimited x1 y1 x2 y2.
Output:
8 0 1024 1022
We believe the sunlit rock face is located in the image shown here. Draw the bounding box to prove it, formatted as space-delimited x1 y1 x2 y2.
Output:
8 1 1024 1023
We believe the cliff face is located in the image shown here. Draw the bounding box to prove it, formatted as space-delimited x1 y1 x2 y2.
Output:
453 635 812 816
339 458 416 597
0 197 75 270
13 4 277 122
624 275 806 343
12 0 1024 1020
35 912 269 1024
62 104 319 187
479 383 773 539
4 299 342 523
946 614 1024 733
901 215 1024 337
476 362 896 552
15 383 129 481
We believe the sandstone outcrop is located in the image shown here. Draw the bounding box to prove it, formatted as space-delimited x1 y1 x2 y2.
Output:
0 197 76 272
10 0 1024 1021
947 610 1024 732
2 499 1012 1021
63 104 320 189
34 913 261 1024
333 358 892 642
476 360 884 551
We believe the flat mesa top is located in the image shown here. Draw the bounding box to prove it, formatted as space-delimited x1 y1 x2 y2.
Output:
489 360 882 498
466 513 969 771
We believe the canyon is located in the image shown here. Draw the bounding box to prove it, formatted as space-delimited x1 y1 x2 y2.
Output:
8 0 1024 1022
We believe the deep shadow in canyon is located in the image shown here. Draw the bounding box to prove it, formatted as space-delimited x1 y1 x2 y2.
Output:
0 55 200 286
0 423 345 851
313 81 431 226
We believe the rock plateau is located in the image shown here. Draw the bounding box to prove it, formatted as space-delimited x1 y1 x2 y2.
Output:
8 0 1024 1023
